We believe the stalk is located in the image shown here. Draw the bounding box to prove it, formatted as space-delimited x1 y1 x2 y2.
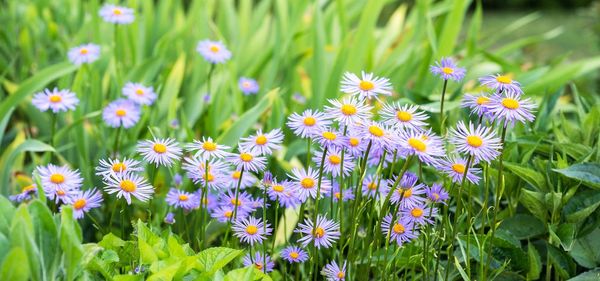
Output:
311 147 328 280
439 79 449 135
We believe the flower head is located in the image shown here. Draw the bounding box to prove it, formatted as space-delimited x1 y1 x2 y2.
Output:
314 128 345 148
267 180 297 201
389 172 426 209
32 88 79 113
232 216 272 245
196 40 231 64
122 82 157 106
425 183 449 204
226 148 266 173
380 103 429 131
397 129 445 166
137 138 182 167
182 157 228 190
226 169 257 190
102 99 141 128
362 174 389 199
96 157 143 180
321 260 347 281
219 190 255 215
295 216 340 249
479 74 523 95
381 214 418 246
239 77 259 95
312 147 355 177
288 167 332 202
437 155 481 185
430 58 466 81
401 204 438 226
243 252 274 273
287 109 332 138
103 172 154 205
166 188 199 210
65 188 103 219
462 92 492 118
211 205 242 222
281 246 309 263
341 71 393 100
324 96 373 126
164 212 176 224
68 43 100 65
99 4 135 24
328 183 355 202
240 128 284 156
358 121 393 150
449 121 502 163
186 137 231 161
9 184 38 203
487 92 536 125
37 164 83 204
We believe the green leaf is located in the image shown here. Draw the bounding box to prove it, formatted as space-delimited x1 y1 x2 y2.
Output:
60 206 83 281
216 89 279 147
0 196 15 236
223 266 267 281
547 243 576 279
554 163 600 189
196 247 243 275
505 162 547 191
563 189 600 223
568 268 600 281
498 214 546 240
519 189 548 222
10 204 41 281
527 243 542 280
0 247 30 281
28 200 59 277
570 227 600 268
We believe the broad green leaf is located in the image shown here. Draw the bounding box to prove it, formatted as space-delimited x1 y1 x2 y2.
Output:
196 247 243 275
10 204 41 281
504 162 547 191
563 189 600 223
0 247 30 281
519 189 548 222
568 268 600 281
60 206 83 281
527 243 542 280
147 259 181 281
547 243 577 279
139 239 158 264
554 163 600 189
498 214 545 240
570 227 600 268
28 200 59 278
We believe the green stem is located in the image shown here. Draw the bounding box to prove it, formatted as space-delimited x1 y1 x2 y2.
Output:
440 79 449 135
113 126 122 156
311 147 328 280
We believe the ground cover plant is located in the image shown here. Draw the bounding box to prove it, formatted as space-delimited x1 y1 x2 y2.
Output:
1 0 600 280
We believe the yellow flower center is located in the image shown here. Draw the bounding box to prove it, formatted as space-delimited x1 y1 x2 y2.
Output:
411 207 424 218
232 171 241 179
230 199 241 206
313 227 325 238
153 143 167 154
255 135 268 145
240 153 253 162
73 199 86 210
272 185 285 192
496 75 512 84
335 192 341 199
400 188 413 198
341 104 357 116
49 95 62 103
290 252 299 259
337 272 346 279
328 155 341 165
301 178 314 189
397 111 412 122
349 137 360 147
120 180 136 192
359 80 374 91
50 174 65 184
79 48 88 55
135 89 144 96
442 67 454 74
203 173 215 182
368 182 377 190
209 45 220 53
501 98 520 109
178 194 189 201
21 185 35 193
466 135 483 148
113 8 122 15
242 81 250 88
246 225 258 235
322 131 337 141
369 125 384 137
393 223 405 234
303 116 316 126
115 109 127 117
224 211 233 218
407 138 426 152
254 263 263 270
433 193 440 200
452 163 465 174
476 96 490 105
56 189 66 196
202 141 217 151
112 162 127 172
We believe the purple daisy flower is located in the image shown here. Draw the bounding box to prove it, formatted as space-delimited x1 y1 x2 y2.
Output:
281 246 309 263
240 128 284 156
397 128 445 166
99 4 135 24
186 137 231 160
32 88 79 113
341 71 393 101
211 205 246 223
479 74 523 95
9 184 38 203
328 183 355 202
437 155 481 185
288 167 332 202
267 180 296 201
312 147 355 177
102 99 141 128
68 43 101 65
430 57 466 82
341 128 369 157
287 109 332 138
389 172 426 209
401 204 438 226
95 157 144 179
295 216 340 249
462 92 492 118
219 190 255 215
487 92 536 125
321 260 347 281
362 174 389 199
65 188 104 219
380 103 429 131
239 77 260 95
243 252 274 273
137 137 182 167
166 188 199 210
324 96 373 126
449 121 502 164
182 157 229 190
226 148 266 173
122 82 157 106
196 40 231 64
381 214 418 246
225 169 257 190
232 216 272 245
314 127 345 148
425 183 449 204
36 164 83 204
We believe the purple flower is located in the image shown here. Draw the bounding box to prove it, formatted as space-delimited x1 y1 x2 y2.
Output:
243 252 274 273
362 174 389 199
312 147 355 177
295 216 340 249
321 260 347 281
487 92 536 125
219 190 255 215
196 40 231 64
430 57 466 81
164 212 176 224
389 172 426 209
425 183 449 204
381 214 418 246
437 155 481 185
328 183 355 202
226 148 267 173
479 74 523 95
397 129 445 166
401 203 438 226
281 246 309 263
166 188 199 210
65 188 104 219
102 99 141 128
32 88 79 113
462 92 492 118
239 77 260 95
232 216 272 245
449 121 502 164
287 109 332 138
9 184 37 203
288 167 332 202
122 82 157 106
240 128 284 156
